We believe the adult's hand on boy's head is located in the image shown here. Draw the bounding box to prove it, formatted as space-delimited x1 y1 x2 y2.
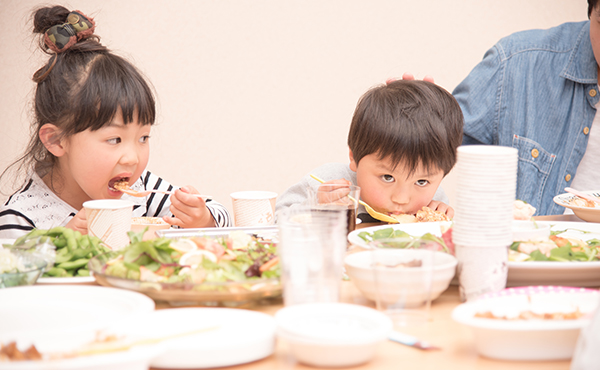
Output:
66 208 88 235
427 200 455 219
386 73 435 84
163 186 216 228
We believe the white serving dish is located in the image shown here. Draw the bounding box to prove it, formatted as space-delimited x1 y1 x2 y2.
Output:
452 286 600 361
275 303 392 367
511 220 551 241
344 249 457 305
554 190 600 222
124 307 276 369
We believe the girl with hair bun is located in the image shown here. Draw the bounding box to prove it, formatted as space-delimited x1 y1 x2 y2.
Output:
0 5 231 238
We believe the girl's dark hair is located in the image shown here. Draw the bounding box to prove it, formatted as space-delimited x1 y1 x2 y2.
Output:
590 0 598 18
3 5 155 186
347 80 463 176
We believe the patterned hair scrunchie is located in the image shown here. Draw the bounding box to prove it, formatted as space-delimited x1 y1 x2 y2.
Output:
44 10 96 53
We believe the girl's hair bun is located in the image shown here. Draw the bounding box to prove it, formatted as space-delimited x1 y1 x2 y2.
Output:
33 6 70 34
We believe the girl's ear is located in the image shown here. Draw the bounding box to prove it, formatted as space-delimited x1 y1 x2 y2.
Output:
39 124 65 157
349 149 358 172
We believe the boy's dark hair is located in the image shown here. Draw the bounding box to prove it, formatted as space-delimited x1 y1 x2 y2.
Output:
589 0 598 17
347 80 463 176
7 5 156 179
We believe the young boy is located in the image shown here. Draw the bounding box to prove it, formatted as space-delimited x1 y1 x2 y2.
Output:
276 79 464 223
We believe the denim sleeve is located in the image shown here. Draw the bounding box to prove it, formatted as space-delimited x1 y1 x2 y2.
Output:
453 45 504 146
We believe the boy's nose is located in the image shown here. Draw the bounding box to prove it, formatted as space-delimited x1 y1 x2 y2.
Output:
391 191 410 205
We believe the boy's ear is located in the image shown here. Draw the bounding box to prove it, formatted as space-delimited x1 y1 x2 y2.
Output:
349 149 358 172
39 124 65 157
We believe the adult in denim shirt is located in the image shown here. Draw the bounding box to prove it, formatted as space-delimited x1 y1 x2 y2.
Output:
454 1 600 215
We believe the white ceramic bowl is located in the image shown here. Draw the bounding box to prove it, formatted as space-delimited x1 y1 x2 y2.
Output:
512 220 551 242
452 286 600 361
275 303 392 367
344 249 457 305
130 217 170 240
553 191 600 222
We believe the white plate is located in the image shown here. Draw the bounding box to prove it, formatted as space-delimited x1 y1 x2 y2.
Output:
351 221 600 287
123 307 276 369
36 276 96 284
553 190 600 222
0 285 155 344
452 286 600 360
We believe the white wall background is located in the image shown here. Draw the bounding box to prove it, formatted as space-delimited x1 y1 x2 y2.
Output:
0 0 587 215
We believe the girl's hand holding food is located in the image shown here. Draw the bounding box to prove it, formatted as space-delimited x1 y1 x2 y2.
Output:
65 208 88 235
163 186 216 228
427 200 454 219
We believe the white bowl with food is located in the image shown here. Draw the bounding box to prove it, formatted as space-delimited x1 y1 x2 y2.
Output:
130 217 170 240
553 191 600 222
344 249 457 305
452 286 600 361
275 303 392 367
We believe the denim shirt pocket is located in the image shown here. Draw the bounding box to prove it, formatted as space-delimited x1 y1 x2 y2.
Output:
511 135 556 209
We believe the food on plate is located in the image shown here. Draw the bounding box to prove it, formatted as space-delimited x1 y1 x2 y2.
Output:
513 200 536 220
510 234 600 262
6 227 109 278
358 226 454 254
569 196 600 208
474 309 585 321
0 342 42 361
0 249 26 274
101 230 280 286
389 207 450 223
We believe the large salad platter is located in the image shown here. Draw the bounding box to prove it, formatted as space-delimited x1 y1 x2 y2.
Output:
349 221 600 287
90 226 281 307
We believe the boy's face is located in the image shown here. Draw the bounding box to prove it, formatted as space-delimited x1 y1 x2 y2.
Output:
349 152 444 216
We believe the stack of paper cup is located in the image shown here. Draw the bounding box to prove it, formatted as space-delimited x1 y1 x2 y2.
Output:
453 145 518 302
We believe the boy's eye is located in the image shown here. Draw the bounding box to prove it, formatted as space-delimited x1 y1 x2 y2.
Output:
139 135 150 143
107 137 121 144
381 174 395 183
416 179 429 186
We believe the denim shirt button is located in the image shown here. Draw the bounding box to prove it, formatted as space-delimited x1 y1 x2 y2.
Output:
565 174 572 182
531 148 539 158
584 127 590 135
590 89 597 97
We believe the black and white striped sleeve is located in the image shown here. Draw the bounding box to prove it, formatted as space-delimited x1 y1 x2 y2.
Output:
206 200 233 228
0 209 35 239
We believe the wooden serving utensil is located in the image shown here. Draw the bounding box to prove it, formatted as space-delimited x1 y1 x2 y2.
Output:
310 174 399 224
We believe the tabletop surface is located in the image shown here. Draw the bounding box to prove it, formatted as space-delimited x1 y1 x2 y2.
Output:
148 214 591 370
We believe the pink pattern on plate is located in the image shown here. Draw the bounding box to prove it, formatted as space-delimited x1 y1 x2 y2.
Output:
480 286 599 300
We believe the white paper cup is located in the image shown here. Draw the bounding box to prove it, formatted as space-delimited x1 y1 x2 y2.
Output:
455 245 508 302
230 191 277 227
83 199 134 250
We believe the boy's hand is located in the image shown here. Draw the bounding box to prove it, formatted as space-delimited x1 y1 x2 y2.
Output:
427 200 454 219
66 208 88 234
317 179 352 204
163 186 216 228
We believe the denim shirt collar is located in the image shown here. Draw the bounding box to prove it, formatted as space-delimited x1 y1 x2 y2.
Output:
561 21 598 84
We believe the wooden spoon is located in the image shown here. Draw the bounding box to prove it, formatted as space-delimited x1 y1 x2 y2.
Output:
310 174 399 223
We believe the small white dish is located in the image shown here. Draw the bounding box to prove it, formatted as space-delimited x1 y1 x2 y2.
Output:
452 286 600 361
275 303 392 367
554 190 600 222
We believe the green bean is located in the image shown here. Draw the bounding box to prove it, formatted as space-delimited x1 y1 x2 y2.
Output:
77 269 90 276
57 258 89 270
47 226 67 237
53 237 67 248
45 267 68 277
54 251 73 264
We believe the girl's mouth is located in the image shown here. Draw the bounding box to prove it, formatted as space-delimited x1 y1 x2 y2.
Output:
109 177 130 191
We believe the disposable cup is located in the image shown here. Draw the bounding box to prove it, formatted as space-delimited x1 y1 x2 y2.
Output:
230 191 277 227
307 184 360 235
83 199 134 250
455 244 508 302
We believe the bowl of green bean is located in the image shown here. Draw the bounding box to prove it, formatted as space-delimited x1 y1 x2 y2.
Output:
0 249 47 288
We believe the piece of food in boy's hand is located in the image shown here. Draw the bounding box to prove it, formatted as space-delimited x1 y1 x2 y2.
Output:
389 206 449 223
513 200 536 220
